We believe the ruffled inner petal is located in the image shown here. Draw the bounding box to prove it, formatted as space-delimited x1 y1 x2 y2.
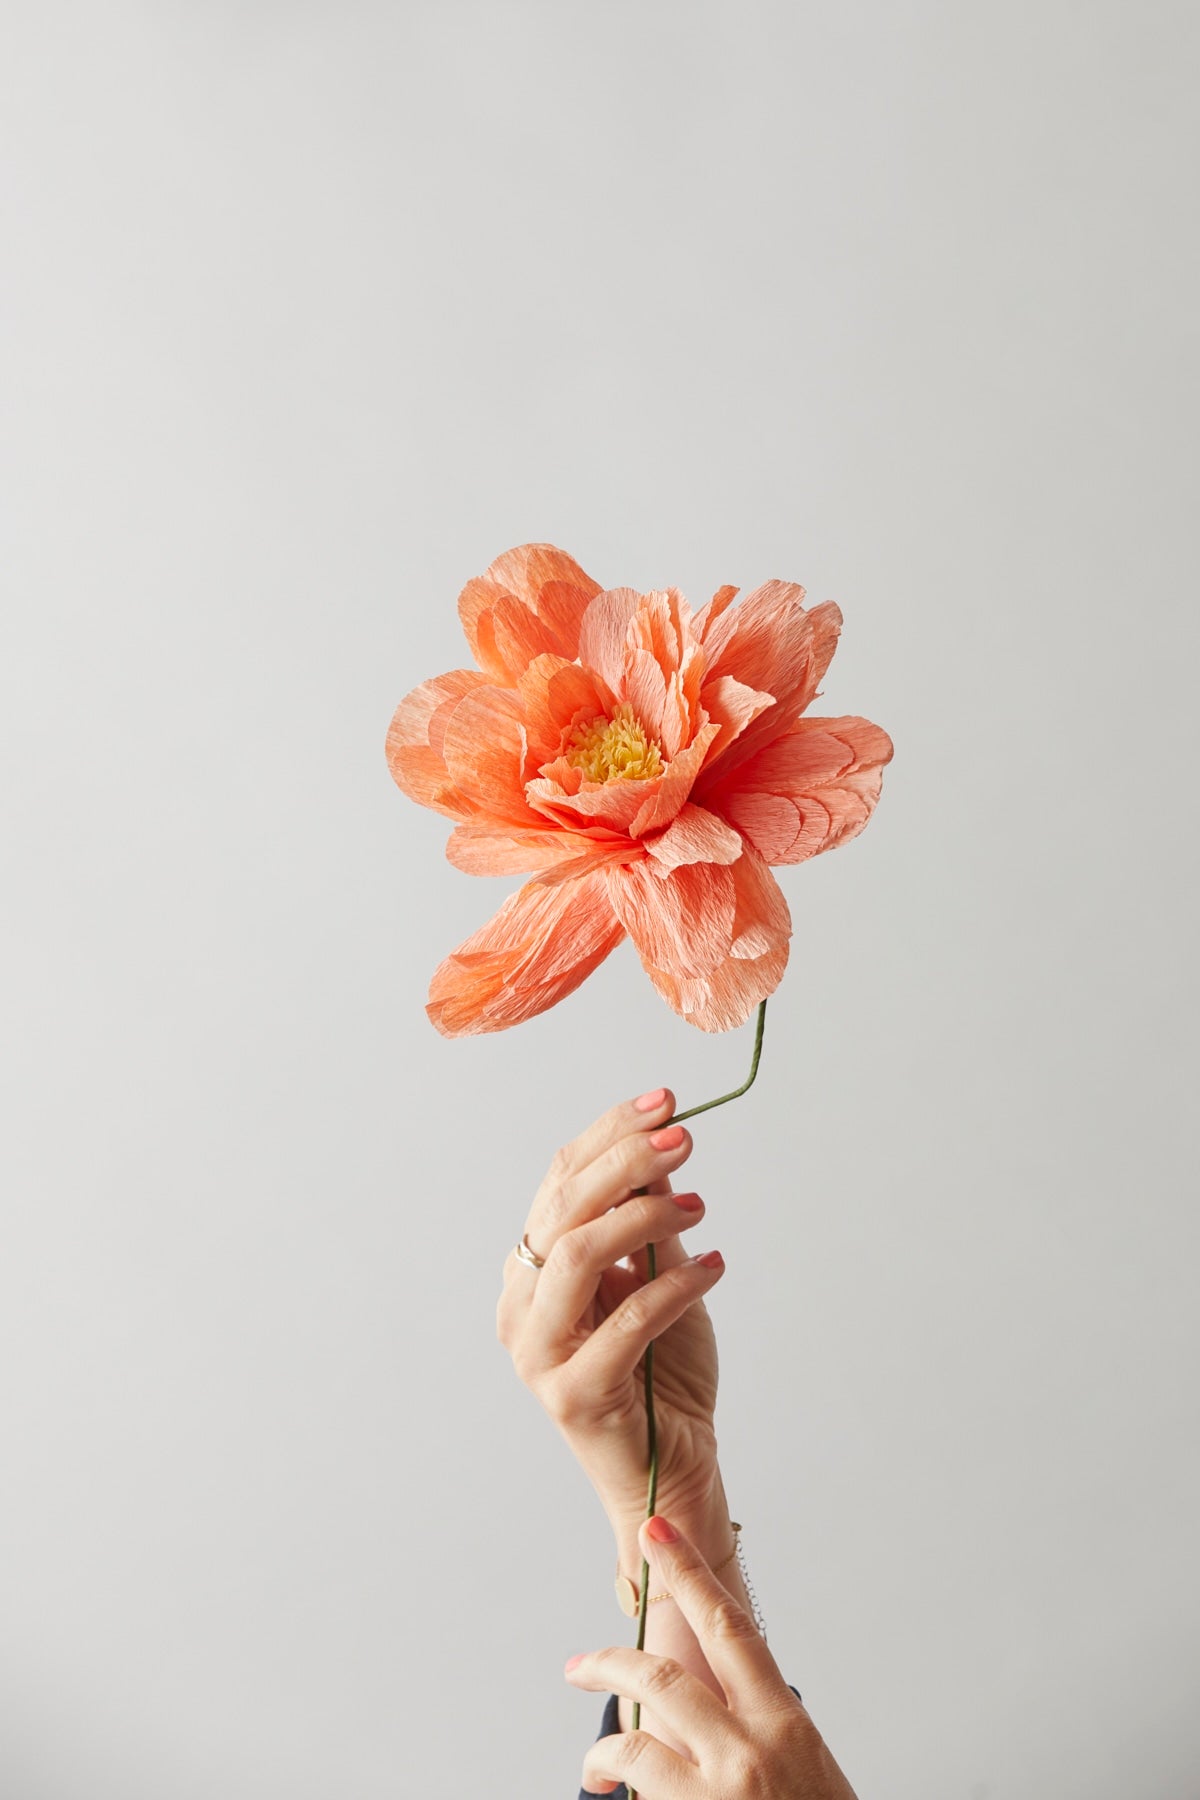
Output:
693 583 739 645
623 646 670 746
629 722 720 837
697 586 846 777
697 674 776 764
518 656 612 768
525 771 654 835
577 587 645 695
644 802 744 872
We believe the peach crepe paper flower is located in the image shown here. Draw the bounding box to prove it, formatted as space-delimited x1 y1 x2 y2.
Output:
387 544 892 1036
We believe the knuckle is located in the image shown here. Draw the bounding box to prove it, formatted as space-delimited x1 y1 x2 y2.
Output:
703 1593 758 1645
733 1753 774 1800
546 1225 593 1278
622 1730 652 1771
541 1173 577 1234
546 1142 574 1186
612 1294 652 1337
544 1369 585 1426
617 1134 652 1186
642 1656 686 1701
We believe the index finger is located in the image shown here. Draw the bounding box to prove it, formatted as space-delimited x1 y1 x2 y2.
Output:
637 1514 784 1714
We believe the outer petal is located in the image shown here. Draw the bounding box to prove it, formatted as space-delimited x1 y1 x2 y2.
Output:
445 824 599 876
705 715 894 865
426 866 626 1036
605 859 736 979
484 545 600 658
457 544 601 678
607 848 791 1032
385 669 491 820
440 687 536 827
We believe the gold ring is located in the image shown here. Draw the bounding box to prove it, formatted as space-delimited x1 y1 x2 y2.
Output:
514 1233 546 1272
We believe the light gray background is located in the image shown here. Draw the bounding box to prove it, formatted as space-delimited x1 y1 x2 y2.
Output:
2 3 1197 1797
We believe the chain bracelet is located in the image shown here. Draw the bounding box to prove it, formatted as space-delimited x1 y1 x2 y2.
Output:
736 1529 767 1641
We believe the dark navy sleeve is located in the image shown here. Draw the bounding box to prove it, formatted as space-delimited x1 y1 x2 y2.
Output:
578 1687 802 1799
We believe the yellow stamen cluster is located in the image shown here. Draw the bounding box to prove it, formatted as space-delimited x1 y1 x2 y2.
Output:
564 702 664 783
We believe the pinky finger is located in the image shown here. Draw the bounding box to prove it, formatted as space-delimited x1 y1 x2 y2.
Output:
573 1252 725 1395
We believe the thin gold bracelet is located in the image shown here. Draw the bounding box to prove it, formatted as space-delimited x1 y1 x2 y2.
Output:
614 1522 741 1618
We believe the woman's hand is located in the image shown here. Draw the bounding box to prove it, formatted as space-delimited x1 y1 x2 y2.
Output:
496 1088 726 1544
567 1515 859 1800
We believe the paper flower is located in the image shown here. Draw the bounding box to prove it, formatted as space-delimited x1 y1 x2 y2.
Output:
387 544 892 1035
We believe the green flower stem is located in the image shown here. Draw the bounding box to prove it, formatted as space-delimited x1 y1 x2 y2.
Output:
627 997 768 1789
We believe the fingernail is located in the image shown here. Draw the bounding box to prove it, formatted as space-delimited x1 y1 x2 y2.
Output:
564 1653 585 1673
695 1249 724 1270
649 1125 684 1151
634 1088 667 1112
646 1515 679 1543
672 1191 703 1212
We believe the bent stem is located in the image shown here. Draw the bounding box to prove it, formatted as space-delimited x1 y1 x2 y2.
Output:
627 997 768 1785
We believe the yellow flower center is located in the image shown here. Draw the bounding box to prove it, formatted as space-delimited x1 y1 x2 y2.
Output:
564 703 664 783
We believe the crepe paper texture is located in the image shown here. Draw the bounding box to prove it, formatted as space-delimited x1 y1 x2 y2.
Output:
386 544 893 1036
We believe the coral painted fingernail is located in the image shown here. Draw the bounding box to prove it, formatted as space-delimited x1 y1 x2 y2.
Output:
646 1515 679 1543
564 1653 585 1673
695 1249 724 1270
634 1088 667 1113
672 1192 703 1212
649 1125 684 1151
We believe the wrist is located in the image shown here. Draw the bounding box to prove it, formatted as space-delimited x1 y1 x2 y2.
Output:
607 1467 733 1575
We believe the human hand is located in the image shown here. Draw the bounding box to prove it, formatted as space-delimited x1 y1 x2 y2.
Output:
567 1515 859 1799
496 1088 726 1543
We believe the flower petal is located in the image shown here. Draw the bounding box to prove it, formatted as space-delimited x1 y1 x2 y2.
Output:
697 674 776 763
577 587 645 695
644 802 744 872
525 770 654 834
440 687 537 826
457 545 601 679
651 941 790 1033
484 544 600 657
705 715 894 864
385 669 492 819
605 858 738 978
518 655 611 766
698 585 845 773
607 848 790 1032
426 866 626 1036
693 584 739 644
445 824 598 876
629 721 721 836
